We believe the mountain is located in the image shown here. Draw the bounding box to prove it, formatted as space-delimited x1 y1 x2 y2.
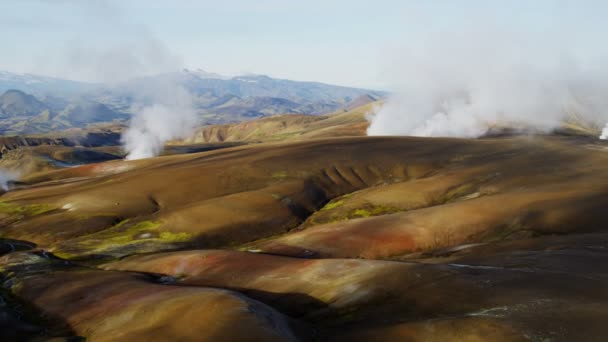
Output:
54 102 128 126
0 89 127 134
0 69 387 128
0 89 47 118
341 93 378 111
182 68 230 80
124 69 386 105
110 70 386 124
0 71 97 97
209 96 301 118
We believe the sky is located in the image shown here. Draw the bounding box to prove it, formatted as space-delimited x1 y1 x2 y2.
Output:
1 0 607 89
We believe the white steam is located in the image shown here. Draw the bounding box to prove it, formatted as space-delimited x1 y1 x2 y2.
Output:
601 124 608 140
26 1 199 160
368 30 608 138
0 170 19 192
121 84 197 160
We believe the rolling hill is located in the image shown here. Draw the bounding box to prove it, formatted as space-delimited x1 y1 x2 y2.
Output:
1 127 608 339
1 88 607 340
183 100 376 143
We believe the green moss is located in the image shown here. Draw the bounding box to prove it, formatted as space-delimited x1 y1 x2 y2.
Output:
79 220 161 246
311 203 402 226
112 218 130 228
53 219 192 259
352 208 373 217
351 205 400 218
158 231 191 242
0 201 55 217
271 171 288 179
128 220 160 231
321 200 344 211
317 191 359 213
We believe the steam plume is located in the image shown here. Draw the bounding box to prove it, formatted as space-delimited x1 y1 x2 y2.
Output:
601 124 608 140
30 1 198 160
121 82 197 160
0 170 18 192
368 30 608 138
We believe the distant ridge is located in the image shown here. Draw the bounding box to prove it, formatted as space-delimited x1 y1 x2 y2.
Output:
0 69 387 132
0 89 47 118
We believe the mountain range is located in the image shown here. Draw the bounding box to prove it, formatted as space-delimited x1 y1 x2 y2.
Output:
0 89 127 134
0 70 386 134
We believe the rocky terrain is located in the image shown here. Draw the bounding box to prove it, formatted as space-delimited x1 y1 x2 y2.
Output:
0 115 608 340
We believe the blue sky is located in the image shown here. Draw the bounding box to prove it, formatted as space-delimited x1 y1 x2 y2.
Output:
1 0 607 89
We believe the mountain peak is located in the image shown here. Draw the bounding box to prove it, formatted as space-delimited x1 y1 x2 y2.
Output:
1 89 41 103
0 71 97 97
182 68 229 80
0 89 46 118
2 89 28 96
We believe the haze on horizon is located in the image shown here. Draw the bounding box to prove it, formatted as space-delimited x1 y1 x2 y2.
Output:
2 0 608 90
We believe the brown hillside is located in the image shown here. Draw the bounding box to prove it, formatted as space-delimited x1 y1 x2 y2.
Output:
184 101 376 143
1 134 608 340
